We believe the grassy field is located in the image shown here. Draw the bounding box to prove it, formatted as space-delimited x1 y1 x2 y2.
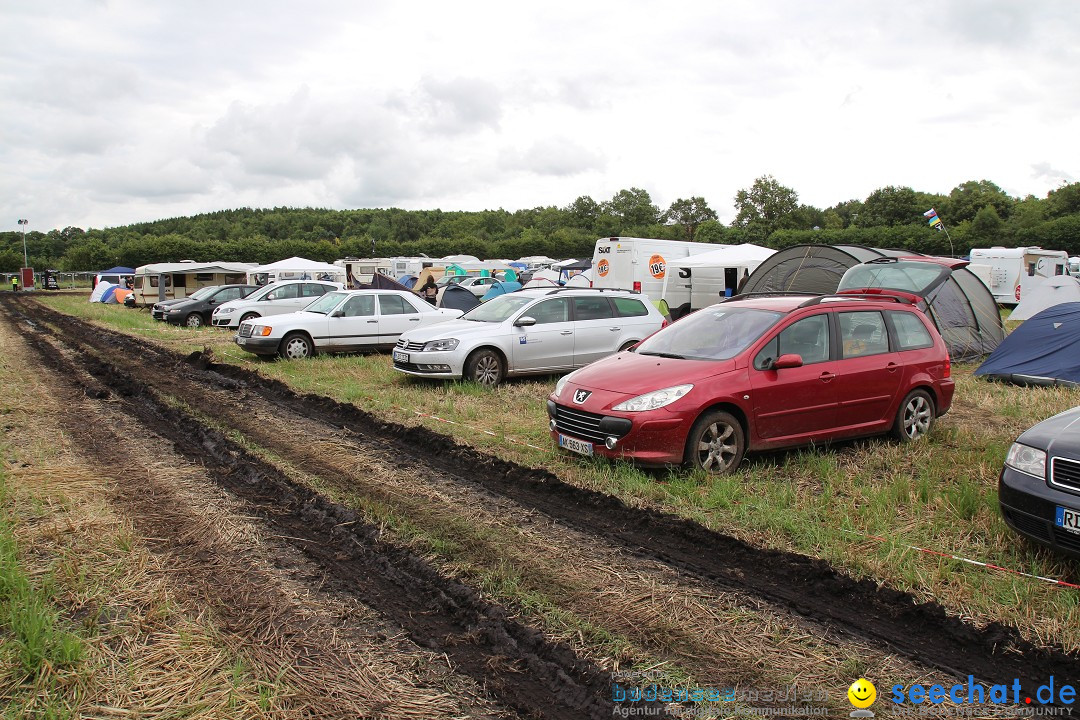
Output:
31 292 1080 653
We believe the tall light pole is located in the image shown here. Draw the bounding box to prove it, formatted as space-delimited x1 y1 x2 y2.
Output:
17 218 28 267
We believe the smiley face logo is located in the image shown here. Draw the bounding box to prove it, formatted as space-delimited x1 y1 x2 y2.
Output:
848 678 876 709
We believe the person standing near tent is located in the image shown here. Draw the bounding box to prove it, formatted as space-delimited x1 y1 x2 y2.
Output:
421 276 439 305
11 275 18 292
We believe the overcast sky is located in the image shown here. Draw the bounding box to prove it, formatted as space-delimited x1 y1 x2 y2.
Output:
2 0 1078 234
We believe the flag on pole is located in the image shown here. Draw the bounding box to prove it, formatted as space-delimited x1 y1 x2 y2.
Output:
924 208 943 230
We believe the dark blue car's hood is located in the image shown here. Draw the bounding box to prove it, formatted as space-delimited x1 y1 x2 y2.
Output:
1018 406 1080 459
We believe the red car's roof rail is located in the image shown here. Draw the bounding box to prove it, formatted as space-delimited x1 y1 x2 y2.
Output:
721 291 814 302
798 292 913 307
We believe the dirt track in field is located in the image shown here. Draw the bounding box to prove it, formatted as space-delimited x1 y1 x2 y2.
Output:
3 293 1078 716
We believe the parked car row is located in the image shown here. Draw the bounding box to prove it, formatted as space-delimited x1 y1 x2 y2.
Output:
139 267 1080 561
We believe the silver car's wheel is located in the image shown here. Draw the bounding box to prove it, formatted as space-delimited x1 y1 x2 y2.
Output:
464 349 504 387
279 333 314 360
892 390 935 442
185 313 203 327
685 411 745 474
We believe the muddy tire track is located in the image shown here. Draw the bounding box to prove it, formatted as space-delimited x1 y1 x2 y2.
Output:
9 296 1080 699
1 299 658 719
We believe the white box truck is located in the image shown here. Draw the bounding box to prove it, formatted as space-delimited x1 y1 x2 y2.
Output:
968 246 1070 305
591 237 726 318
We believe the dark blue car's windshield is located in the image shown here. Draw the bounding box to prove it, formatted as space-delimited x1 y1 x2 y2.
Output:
636 307 782 361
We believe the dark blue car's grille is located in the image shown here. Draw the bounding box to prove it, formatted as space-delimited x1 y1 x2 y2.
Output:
1002 508 1050 542
1053 527 1080 553
1050 457 1080 495
553 404 607 444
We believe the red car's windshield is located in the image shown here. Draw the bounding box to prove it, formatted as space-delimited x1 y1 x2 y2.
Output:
636 306 782 361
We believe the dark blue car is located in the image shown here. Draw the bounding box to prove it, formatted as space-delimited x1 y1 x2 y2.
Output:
999 405 1080 557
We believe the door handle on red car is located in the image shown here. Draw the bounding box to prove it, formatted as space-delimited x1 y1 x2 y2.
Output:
819 371 836 382
886 362 899 372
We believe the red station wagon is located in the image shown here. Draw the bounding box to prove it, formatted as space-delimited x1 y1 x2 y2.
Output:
547 289 955 473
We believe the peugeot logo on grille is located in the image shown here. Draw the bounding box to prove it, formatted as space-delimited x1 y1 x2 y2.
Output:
573 389 592 404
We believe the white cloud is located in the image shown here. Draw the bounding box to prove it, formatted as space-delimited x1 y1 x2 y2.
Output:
1 0 1079 232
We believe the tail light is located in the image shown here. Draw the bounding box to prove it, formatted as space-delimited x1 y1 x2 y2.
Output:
944 354 951 378
633 281 641 293
660 318 670 329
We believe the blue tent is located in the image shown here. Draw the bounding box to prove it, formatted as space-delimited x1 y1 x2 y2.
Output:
98 266 136 275
975 302 1080 387
481 280 522 301
99 285 119 303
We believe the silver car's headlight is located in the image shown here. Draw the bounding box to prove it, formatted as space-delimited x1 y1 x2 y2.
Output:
1005 442 1046 478
422 338 459 352
613 384 693 412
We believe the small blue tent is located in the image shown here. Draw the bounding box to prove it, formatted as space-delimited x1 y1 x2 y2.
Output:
481 280 522 302
975 302 1080 387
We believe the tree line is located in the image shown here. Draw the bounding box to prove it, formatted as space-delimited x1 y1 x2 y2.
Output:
3 177 1078 273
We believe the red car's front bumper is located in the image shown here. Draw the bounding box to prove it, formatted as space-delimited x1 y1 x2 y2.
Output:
547 399 691 466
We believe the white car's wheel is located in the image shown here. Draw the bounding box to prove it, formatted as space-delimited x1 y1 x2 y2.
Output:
279 333 314 360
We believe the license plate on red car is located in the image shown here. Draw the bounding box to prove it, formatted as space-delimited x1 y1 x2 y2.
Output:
559 434 593 456
1056 506 1080 535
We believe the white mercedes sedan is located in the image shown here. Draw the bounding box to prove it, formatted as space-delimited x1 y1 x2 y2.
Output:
235 289 463 359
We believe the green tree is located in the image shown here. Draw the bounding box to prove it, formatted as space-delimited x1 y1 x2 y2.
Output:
564 196 601 230
1046 182 1080 218
601 188 660 230
732 175 799 241
946 180 1013 223
967 205 1005 245
857 186 921 227
663 197 718 241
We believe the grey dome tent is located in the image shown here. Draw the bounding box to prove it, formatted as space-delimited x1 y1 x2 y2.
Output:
741 244 1004 361
741 244 913 295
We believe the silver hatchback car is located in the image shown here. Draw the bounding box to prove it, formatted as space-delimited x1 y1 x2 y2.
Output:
392 288 667 386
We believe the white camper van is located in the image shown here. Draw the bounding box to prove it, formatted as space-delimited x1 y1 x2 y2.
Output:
590 237 726 318
969 246 1070 305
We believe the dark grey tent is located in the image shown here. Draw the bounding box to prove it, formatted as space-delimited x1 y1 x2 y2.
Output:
359 273 414 292
743 244 1003 361
741 245 913 295
439 284 481 313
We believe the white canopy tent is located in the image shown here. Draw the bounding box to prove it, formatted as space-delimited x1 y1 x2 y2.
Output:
672 243 776 270
661 243 776 307
247 257 347 285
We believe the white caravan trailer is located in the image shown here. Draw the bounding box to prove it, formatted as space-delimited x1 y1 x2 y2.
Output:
131 261 256 306
969 246 1070 305
335 257 393 287
591 237 726 318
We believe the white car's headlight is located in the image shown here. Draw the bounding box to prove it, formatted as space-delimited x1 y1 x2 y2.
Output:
612 384 693 412
1005 442 1046 478
250 325 272 336
217 307 234 314
422 338 459 351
